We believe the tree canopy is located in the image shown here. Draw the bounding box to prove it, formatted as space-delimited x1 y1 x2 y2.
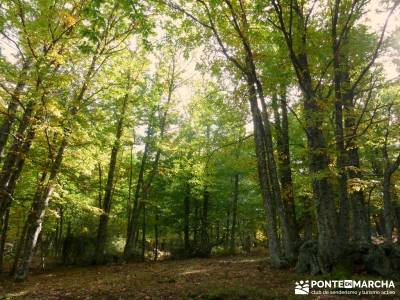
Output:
0 0 399 285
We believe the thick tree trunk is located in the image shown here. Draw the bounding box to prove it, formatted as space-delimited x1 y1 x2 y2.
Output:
304 92 338 272
0 127 36 265
343 97 370 244
226 6 294 261
14 135 67 281
334 100 350 249
331 0 350 249
272 2 339 272
0 101 36 235
298 54 338 271
12 55 100 274
272 91 298 245
96 94 128 264
331 0 370 246
255 80 294 262
247 79 283 267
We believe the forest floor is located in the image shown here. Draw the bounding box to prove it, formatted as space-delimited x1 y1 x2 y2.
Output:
0 254 398 299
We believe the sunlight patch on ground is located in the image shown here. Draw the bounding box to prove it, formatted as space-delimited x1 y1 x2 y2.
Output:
218 258 263 264
6 290 30 298
180 269 208 275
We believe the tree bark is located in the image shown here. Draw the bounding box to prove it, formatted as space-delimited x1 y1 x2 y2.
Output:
95 93 128 264
141 204 146 261
330 0 370 245
343 88 370 244
381 99 400 241
272 90 298 244
382 153 400 242
230 174 239 253
154 207 159 261
193 200 199 247
272 1 338 271
331 7 351 247
0 208 10 272
247 78 283 267
125 79 171 258
14 135 68 281
55 206 64 256
383 171 393 241
225 205 230 249
0 61 29 160
304 88 338 272
183 183 190 253
127 144 133 226
199 187 210 256
124 138 149 259
10 220 28 276
0 101 37 235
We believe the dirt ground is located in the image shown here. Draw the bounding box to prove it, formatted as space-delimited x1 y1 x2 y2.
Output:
0 255 398 299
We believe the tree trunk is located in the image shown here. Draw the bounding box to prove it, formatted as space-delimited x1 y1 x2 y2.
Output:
62 222 72 265
298 56 338 271
255 81 294 262
246 78 284 267
124 138 149 259
230 174 238 253
343 93 369 243
183 183 190 253
222 6 293 262
272 2 339 272
331 0 350 249
193 200 199 247
331 0 370 246
10 215 28 276
141 204 146 261
0 101 37 236
383 171 393 241
96 94 128 264
14 135 67 281
0 61 29 160
304 92 338 272
98 162 103 209
0 208 10 272
199 188 210 256
55 206 64 257
125 91 170 258
272 90 298 245
127 144 133 226
225 205 230 250
154 207 159 261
